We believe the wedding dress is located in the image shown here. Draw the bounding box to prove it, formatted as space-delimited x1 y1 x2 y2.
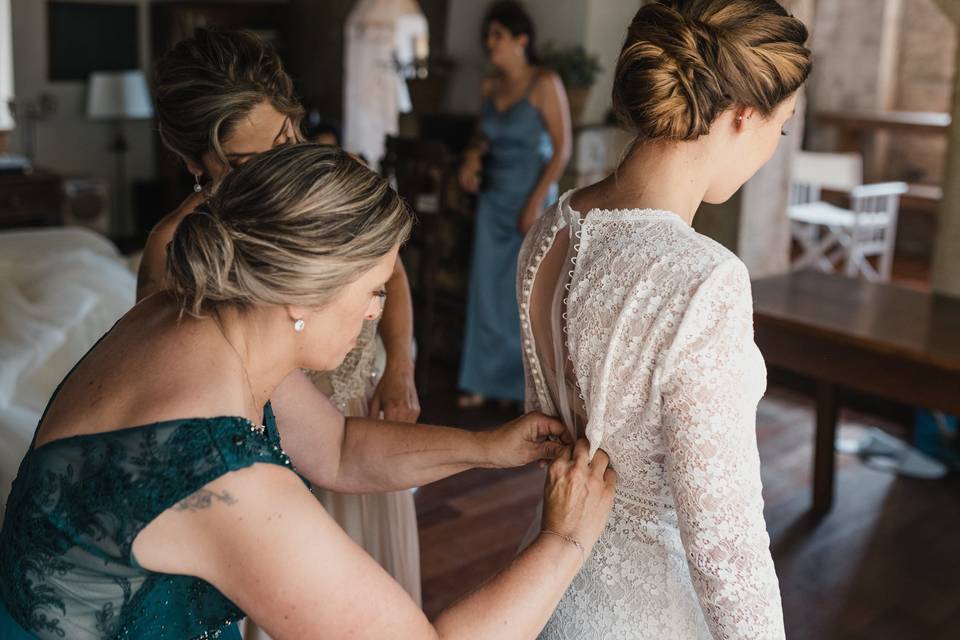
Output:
517 190 784 639
305 322 421 607
243 322 420 640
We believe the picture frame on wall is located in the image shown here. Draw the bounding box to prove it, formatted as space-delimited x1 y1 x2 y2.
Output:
47 1 138 81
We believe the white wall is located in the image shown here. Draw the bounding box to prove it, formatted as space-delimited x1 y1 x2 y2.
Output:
444 0 588 113
581 0 643 124
444 0 643 124
9 0 155 225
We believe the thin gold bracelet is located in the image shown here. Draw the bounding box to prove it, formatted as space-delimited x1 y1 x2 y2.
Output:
541 529 585 560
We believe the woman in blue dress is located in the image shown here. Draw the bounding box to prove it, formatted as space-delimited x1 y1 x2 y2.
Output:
458 1 572 408
0 144 616 638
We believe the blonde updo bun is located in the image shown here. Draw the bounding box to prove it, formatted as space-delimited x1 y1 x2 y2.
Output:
167 143 413 316
612 0 811 141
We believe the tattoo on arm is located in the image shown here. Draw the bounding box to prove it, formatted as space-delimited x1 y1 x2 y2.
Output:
173 489 238 511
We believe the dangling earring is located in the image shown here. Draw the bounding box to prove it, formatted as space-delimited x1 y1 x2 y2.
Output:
293 318 305 332
193 175 203 193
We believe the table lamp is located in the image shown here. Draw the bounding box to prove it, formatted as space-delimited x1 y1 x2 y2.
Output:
87 70 153 234
0 0 15 147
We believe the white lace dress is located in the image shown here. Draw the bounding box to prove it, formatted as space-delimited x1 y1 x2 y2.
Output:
517 191 784 639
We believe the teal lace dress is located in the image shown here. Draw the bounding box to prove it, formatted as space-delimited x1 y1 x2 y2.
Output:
0 401 300 639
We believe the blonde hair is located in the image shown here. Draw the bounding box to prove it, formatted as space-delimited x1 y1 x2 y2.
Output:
167 144 413 316
154 28 305 169
613 0 811 141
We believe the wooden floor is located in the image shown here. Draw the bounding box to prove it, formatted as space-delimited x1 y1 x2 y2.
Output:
416 379 960 639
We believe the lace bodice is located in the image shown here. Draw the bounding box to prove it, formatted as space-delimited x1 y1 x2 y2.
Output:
518 191 784 639
306 320 380 413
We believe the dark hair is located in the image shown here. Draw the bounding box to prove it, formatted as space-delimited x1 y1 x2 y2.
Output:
613 0 811 141
304 110 342 146
154 28 305 169
482 1 539 64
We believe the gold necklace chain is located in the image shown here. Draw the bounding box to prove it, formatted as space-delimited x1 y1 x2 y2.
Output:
212 312 266 434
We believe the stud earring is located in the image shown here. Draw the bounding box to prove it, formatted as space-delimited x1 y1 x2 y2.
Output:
293 318 305 332
193 175 203 193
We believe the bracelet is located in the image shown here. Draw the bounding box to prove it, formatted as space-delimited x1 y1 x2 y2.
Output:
541 529 585 560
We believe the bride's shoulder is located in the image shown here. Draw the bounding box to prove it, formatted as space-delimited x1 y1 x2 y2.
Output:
583 220 749 317
520 196 565 252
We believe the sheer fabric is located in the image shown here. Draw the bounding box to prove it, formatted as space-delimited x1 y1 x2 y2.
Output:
304 321 421 606
0 402 294 640
518 191 784 639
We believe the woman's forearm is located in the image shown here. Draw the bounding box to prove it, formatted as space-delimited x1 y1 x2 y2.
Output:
527 149 570 212
380 257 415 371
434 534 581 639
334 418 495 492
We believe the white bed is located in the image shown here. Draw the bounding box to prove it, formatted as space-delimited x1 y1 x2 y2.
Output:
0 227 135 516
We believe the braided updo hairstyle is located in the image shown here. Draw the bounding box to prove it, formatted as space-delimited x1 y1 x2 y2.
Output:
613 0 811 142
167 144 413 317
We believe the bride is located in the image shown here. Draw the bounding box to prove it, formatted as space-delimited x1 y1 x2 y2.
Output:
518 1 811 638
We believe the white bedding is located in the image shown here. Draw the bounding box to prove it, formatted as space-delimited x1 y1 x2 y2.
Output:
0 227 135 515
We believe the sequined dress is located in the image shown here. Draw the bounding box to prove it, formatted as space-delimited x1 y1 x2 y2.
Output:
306 321 421 604
0 401 295 640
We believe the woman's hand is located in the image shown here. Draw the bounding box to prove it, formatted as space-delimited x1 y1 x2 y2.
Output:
485 412 573 468
369 364 421 423
542 439 617 553
517 197 543 235
459 148 484 194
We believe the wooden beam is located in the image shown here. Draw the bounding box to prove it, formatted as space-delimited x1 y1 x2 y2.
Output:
932 13 960 296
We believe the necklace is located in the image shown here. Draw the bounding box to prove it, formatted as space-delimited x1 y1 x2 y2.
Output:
212 312 266 435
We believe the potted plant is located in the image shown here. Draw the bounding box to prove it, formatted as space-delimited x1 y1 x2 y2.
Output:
540 43 602 124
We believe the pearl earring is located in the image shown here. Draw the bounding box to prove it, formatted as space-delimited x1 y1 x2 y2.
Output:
293 318 305 332
193 175 203 193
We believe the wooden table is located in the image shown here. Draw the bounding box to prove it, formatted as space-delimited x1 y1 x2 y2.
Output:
752 271 960 516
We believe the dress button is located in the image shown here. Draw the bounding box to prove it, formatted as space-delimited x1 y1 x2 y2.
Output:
233 435 245 446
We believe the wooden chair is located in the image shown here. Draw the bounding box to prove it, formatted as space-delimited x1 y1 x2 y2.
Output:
381 136 459 392
788 151 907 282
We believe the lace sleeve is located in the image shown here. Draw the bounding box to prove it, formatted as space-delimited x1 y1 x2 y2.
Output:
659 258 784 639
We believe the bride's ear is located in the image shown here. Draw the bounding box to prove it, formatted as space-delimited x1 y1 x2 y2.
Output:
733 106 760 132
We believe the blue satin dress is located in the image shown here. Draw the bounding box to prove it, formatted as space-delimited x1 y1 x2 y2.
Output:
459 87 557 402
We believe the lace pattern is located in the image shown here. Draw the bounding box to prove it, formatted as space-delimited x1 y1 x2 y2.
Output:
518 192 784 639
0 406 297 639
305 320 379 413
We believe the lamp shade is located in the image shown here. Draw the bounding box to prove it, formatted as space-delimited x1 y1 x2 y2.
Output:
0 0 14 130
87 70 153 120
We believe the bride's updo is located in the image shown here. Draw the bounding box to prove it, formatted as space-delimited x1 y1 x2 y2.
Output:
167 143 413 316
613 0 811 142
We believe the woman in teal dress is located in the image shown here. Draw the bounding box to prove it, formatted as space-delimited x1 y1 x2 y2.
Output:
458 1 571 407
0 144 617 639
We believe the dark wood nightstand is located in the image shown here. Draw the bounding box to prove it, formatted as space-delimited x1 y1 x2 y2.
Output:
0 171 64 229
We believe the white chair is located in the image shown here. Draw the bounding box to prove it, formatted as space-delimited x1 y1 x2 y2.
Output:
788 151 908 282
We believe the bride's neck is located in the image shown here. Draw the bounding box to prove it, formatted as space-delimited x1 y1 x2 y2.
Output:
604 139 716 226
